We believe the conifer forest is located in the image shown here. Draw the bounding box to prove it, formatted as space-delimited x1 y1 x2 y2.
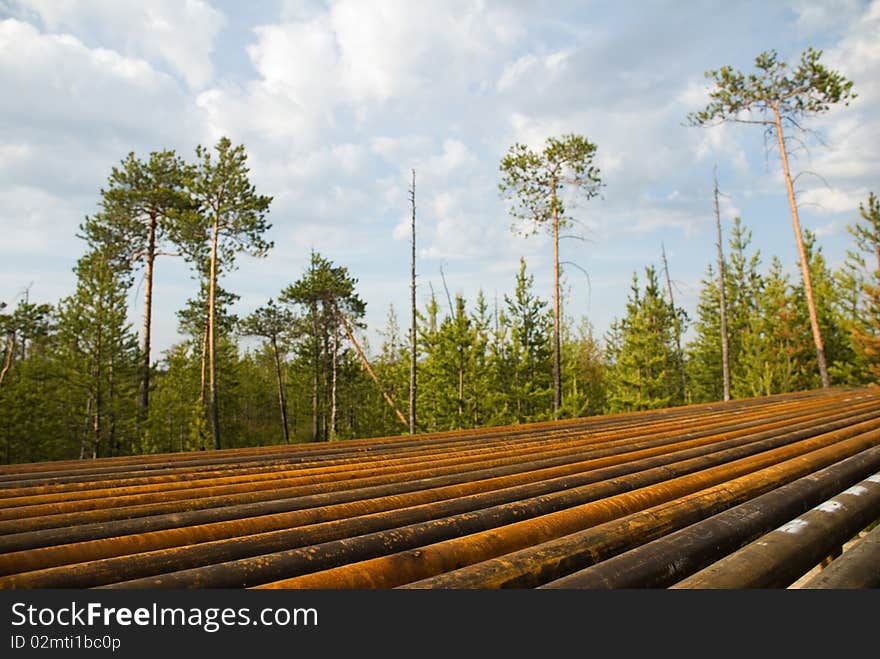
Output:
1 47 878 465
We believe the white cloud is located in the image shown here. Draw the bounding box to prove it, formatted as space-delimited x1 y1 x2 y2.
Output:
0 18 189 141
794 0 865 35
497 54 537 92
17 0 226 88
798 186 868 215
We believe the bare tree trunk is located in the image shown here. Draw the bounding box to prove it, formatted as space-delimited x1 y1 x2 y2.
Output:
271 335 290 444
329 329 338 442
773 105 830 389
198 323 208 403
207 219 222 449
337 306 409 428
713 171 731 401
80 397 92 460
458 351 464 429
108 352 118 456
0 331 15 388
92 379 101 460
140 215 157 413
409 169 417 435
312 311 319 442
551 182 562 418
661 243 688 400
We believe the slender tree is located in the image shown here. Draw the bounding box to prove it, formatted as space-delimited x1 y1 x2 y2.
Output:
660 244 688 400
187 137 273 449
500 134 602 417
687 48 856 389
503 258 552 422
712 171 732 400
0 297 51 388
0 302 9 388
409 169 418 434
240 299 295 444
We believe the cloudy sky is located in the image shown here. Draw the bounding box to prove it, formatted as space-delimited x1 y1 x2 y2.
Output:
1 0 878 357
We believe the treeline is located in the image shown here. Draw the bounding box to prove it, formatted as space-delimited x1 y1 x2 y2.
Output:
2 47 879 464
1 194 879 464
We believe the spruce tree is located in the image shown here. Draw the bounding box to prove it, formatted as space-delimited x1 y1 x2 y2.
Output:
606 267 684 412
845 192 880 380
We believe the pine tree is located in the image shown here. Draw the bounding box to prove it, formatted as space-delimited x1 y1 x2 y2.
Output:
500 135 603 417
239 299 296 444
281 252 366 441
185 137 273 449
687 48 856 388
737 257 811 396
88 150 192 415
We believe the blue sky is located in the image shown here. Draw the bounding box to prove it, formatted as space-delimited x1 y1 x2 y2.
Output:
1 0 878 358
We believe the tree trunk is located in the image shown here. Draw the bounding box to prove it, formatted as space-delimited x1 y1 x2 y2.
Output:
329 329 338 442
198 323 208 403
92 376 101 460
337 306 409 428
80 397 92 460
409 169 417 435
140 215 157 413
458 350 464 429
551 181 562 418
271 335 290 444
312 310 319 442
108 351 118 457
661 243 687 401
0 331 15 388
713 172 731 401
207 218 222 449
773 106 830 389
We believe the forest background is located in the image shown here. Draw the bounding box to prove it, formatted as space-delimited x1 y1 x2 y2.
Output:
1 1 878 463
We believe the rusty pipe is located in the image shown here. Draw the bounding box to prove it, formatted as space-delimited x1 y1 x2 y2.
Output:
800 521 880 589
260 426 880 589
105 417 880 589
671 472 880 588
539 445 880 588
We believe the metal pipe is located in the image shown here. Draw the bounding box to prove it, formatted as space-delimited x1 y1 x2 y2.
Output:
6 394 868 539
801 521 880 589
108 417 879 589
398 433 880 589
671 472 880 588
13 412 864 587
539 446 880 588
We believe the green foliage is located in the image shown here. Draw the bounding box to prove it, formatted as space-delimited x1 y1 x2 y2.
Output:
187 137 274 265
280 252 366 441
686 48 856 127
736 257 812 396
54 245 141 459
846 192 880 380
605 267 686 412
501 259 552 422
499 134 603 234
88 150 192 261
688 218 764 402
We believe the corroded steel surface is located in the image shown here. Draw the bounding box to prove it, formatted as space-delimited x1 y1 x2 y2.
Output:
1 387 878 589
